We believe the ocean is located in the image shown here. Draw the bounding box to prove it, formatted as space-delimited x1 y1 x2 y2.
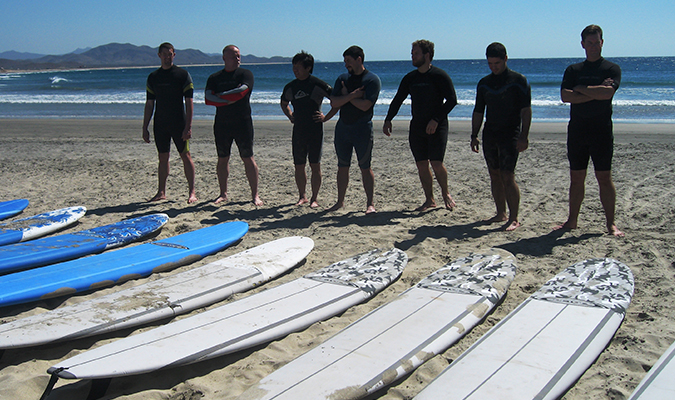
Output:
1 57 673 123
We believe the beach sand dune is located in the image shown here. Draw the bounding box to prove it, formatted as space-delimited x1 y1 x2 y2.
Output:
0 119 674 399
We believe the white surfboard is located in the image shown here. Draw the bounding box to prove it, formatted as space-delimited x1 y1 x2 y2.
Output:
236 249 517 400
0 237 314 350
414 258 634 400
46 248 407 381
628 339 675 399
0 206 86 246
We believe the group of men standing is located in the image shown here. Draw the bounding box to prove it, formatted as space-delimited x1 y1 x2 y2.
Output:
142 24 623 237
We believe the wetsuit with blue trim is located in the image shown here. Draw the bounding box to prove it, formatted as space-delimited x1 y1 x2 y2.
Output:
331 69 381 169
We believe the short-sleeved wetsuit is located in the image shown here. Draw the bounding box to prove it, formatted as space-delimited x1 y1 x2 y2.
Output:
146 65 194 153
385 66 457 162
474 68 531 172
332 70 381 169
205 67 255 158
281 75 332 165
561 57 621 171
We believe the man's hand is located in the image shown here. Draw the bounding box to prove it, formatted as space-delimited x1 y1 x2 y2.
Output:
382 120 392 136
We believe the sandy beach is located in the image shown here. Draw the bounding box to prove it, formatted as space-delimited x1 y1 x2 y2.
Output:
1 118 674 400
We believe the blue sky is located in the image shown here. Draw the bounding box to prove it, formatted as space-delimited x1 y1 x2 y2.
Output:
2 0 673 61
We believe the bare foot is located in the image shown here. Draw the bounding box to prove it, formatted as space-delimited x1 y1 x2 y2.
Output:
327 202 343 212
187 193 198 204
252 196 264 206
504 220 521 231
296 197 309 206
415 200 437 212
443 195 456 210
149 193 166 202
310 200 320 208
214 194 228 204
553 221 576 231
365 205 377 214
609 224 625 237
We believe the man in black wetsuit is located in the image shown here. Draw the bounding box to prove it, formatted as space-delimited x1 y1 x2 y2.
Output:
142 42 197 204
556 25 624 237
281 51 337 208
329 45 381 214
383 40 457 211
205 45 263 206
471 42 531 231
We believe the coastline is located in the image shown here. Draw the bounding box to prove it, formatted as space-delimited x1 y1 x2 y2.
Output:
1 118 674 399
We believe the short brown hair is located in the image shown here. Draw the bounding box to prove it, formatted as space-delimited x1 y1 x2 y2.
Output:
581 25 603 41
412 40 435 61
158 42 174 53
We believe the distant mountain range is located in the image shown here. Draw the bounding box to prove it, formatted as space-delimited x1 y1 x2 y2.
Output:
0 43 291 71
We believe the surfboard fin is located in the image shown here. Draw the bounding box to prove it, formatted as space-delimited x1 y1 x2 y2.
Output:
39 369 62 400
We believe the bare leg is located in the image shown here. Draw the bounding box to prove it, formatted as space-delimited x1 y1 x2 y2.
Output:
361 167 376 214
215 156 230 204
486 167 508 222
554 169 586 230
430 160 455 210
243 156 263 206
327 166 349 211
309 162 321 208
500 170 521 231
294 164 309 206
415 160 436 211
150 152 170 202
596 170 624 237
179 151 197 204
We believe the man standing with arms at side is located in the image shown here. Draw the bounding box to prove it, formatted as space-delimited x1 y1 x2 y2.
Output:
383 39 458 211
205 44 263 206
328 45 381 214
142 42 197 204
556 25 623 237
281 51 337 208
471 42 531 231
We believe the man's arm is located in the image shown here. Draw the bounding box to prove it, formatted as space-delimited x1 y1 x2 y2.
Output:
142 99 155 143
280 99 294 123
517 106 532 152
321 107 339 123
330 81 367 109
436 73 458 121
383 77 410 136
205 84 250 106
561 78 616 104
182 97 194 141
470 111 483 153
572 79 616 100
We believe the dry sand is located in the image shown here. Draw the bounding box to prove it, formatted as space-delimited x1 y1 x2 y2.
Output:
0 118 674 400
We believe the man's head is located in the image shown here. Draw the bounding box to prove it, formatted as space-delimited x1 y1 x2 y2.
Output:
581 25 604 61
222 45 241 71
158 42 175 69
292 51 314 80
412 40 434 68
343 45 365 75
486 42 508 75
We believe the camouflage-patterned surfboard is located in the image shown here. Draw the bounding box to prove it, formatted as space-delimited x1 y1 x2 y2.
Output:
415 258 634 400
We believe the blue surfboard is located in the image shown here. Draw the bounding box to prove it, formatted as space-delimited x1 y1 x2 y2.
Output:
0 199 29 220
0 214 169 275
0 206 87 246
0 221 249 308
